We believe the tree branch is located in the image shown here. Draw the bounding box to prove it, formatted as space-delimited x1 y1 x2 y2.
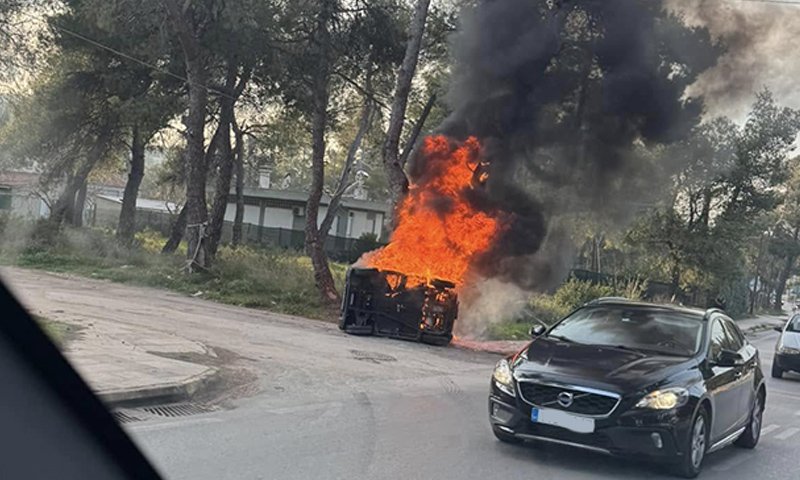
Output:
319 100 374 241
399 93 436 168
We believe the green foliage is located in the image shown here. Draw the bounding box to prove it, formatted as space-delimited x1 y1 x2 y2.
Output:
552 278 617 312
346 232 381 263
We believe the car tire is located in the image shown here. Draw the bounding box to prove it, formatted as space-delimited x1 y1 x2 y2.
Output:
771 363 783 379
492 425 523 444
735 390 764 449
673 408 709 479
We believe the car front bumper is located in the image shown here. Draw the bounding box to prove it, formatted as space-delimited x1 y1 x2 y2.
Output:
489 386 693 461
775 352 800 371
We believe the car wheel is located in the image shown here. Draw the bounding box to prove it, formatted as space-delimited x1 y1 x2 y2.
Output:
771 363 783 379
735 390 764 448
492 425 522 444
673 408 708 479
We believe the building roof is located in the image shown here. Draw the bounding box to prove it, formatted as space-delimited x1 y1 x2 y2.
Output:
0 171 40 188
238 187 391 214
96 194 177 213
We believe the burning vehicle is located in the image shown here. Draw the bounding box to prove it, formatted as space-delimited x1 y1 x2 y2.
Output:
339 268 457 346
339 136 504 346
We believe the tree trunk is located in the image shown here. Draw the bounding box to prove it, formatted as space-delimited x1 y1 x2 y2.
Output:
231 118 245 247
50 131 110 226
698 188 712 230
381 0 431 217
163 0 210 272
161 204 187 254
774 227 800 310
61 173 76 225
206 65 250 259
398 93 436 168
182 65 210 271
305 0 339 305
117 124 146 244
71 178 88 227
750 232 767 315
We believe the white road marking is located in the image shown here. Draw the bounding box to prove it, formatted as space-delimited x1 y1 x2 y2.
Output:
761 424 780 435
774 426 800 440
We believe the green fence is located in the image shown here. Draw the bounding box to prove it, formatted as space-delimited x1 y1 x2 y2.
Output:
133 210 383 263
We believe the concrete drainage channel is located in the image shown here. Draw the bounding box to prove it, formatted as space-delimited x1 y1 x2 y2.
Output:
112 403 219 424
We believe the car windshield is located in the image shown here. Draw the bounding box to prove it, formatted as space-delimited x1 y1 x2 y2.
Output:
547 306 704 356
788 316 800 333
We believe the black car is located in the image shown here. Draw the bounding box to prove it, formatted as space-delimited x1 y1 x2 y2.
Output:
488 299 766 478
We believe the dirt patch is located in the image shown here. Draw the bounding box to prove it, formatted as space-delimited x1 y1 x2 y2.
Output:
148 346 259 408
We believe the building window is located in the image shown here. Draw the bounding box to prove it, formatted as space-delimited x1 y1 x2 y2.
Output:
347 211 354 237
0 188 12 210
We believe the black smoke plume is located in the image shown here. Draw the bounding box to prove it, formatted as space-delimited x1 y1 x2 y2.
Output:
419 0 721 291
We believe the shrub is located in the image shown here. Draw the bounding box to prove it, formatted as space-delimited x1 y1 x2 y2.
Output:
342 232 381 263
552 278 617 311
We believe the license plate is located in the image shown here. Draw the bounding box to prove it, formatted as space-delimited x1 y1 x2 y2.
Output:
531 407 595 434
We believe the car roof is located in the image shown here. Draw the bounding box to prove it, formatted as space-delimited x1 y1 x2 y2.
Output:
584 297 710 319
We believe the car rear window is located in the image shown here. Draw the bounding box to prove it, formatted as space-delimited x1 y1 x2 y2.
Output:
547 306 704 356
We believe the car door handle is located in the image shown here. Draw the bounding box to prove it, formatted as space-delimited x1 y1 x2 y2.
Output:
733 371 743 379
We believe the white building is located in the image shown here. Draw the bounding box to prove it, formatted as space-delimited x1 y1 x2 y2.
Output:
224 187 389 241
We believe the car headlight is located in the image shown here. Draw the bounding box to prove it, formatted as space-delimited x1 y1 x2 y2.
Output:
779 345 800 355
492 359 515 395
635 387 689 410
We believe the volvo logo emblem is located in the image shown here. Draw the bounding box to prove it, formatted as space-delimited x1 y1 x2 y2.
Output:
557 391 574 408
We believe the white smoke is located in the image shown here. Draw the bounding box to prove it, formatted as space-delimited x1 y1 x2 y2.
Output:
455 276 529 339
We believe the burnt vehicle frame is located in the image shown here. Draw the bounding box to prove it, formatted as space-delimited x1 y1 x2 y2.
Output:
488 298 766 478
339 267 457 346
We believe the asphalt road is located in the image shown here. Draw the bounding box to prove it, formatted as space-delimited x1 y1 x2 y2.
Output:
3 268 799 480
124 328 799 480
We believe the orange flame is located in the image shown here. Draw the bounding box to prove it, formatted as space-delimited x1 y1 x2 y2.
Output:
365 135 502 286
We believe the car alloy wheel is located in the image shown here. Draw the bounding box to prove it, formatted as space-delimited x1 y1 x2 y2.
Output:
736 391 764 448
690 414 706 469
751 395 763 441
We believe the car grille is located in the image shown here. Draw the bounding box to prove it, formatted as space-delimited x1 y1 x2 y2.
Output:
518 381 619 416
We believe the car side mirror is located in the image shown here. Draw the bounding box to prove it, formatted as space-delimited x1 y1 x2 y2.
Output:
529 323 546 338
774 326 783 333
714 349 743 367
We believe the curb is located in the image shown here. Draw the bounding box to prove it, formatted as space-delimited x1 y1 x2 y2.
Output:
98 366 220 407
742 321 783 336
452 338 528 356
